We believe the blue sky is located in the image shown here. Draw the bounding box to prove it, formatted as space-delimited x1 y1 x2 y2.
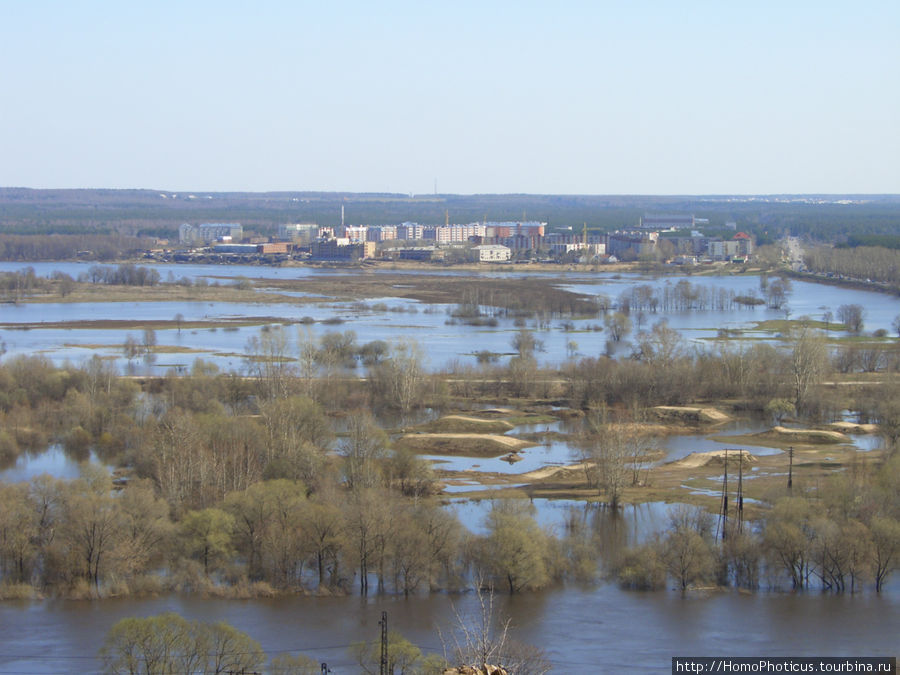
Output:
1 1 898 194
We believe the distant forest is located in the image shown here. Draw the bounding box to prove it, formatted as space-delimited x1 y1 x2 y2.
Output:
2 188 899 245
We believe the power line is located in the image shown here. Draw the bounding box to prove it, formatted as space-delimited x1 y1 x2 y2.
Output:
0 642 360 661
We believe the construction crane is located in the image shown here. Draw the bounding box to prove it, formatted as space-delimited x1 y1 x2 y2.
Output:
582 223 607 246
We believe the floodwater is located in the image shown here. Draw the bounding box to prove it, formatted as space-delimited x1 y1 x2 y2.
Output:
1 581 897 673
1 263 899 671
2 264 899 375
0 445 104 483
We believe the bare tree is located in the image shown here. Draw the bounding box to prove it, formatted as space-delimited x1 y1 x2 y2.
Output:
589 424 632 509
837 304 865 334
368 338 426 416
789 325 828 411
340 411 387 491
605 312 631 342
444 580 551 675
245 326 293 399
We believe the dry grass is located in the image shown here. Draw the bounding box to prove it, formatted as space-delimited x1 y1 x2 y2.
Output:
396 432 534 457
763 426 851 444
652 406 731 425
416 415 515 434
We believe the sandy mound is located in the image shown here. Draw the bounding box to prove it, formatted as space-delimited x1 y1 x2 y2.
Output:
652 406 730 425
827 421 879 434
520 462 591 481
767 426 850 444
422 416 515 434
396 433 532 457
668 450 757 469
479 408 518 417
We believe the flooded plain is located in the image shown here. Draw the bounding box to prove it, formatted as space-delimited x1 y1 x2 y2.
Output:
1 263 898 671
2 263 899 375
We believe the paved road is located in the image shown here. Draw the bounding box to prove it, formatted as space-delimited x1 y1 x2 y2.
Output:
784 236 804 270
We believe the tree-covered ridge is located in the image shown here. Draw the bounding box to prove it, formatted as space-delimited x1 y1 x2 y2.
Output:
2 188 899 240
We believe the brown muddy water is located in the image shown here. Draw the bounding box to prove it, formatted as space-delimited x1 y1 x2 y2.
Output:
1 583 897 673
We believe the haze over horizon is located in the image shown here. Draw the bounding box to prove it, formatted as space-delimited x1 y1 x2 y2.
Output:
2 2 898 196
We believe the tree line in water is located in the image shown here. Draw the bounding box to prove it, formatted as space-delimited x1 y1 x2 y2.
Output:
0 318 898 600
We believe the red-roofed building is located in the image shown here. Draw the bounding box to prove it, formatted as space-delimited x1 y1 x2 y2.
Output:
733 232 754 257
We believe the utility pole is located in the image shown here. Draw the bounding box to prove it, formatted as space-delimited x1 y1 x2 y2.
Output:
379 610 388 675
787 446 794 491
721 448 728 542
737 450 744 535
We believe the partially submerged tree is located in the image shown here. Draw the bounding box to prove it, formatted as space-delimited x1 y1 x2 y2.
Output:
837 303 865 334
474 501 552 594
789 325 828 413
99 613 265 675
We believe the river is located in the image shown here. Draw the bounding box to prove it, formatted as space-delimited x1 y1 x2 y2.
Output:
1 584 897 673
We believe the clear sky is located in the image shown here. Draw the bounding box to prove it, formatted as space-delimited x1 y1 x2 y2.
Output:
1 1 898 195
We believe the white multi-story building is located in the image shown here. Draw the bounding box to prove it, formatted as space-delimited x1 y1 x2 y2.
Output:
431 224 486 243
549 242 606 256
474 244 511 262
344 226 368 244
278 223 318 243
397 222 425 240
367 225 398 242
179 223 243 246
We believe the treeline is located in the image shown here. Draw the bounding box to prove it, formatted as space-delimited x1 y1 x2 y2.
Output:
0 233 155 261
0 264 163 302
613 456 900 592
765 201 900 242
0 264 216 302
803 245 900 286
81 263 161 286
616 278 790 313
838 234 900 250
5 187 900 241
